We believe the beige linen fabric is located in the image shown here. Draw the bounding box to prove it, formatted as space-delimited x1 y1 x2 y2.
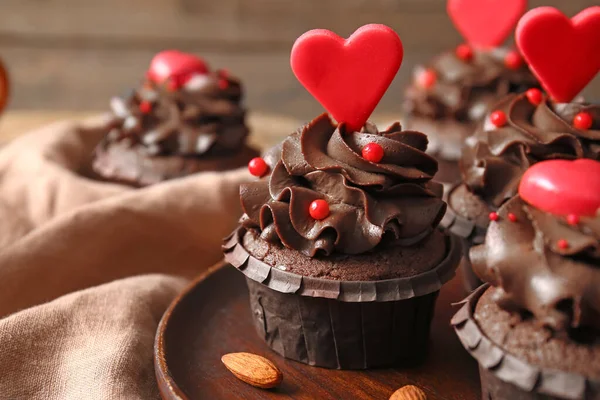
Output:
0 117 253 399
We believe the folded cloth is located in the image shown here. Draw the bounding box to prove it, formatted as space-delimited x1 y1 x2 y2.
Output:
0 116 254 399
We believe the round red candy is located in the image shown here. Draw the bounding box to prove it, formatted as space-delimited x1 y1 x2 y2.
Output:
525 89 543 106
455 44 473 61
573 112 593 130
557 239 570 250
417 69 437 89
248 157 269 177
362 143 384 163
309 199 330 220
218 79 229 90
139 101 153 114
504 51 523 70
490 110 507 127
566 214 580 226
508 213 518 222
489 212 499 222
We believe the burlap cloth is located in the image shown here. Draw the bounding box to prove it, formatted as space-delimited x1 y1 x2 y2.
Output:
0 115 254 399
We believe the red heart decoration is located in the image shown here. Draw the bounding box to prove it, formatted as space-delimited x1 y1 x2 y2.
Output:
147 50 209 86
516 7 600 103
519 159 600 217
447 0 527 49
290 24 403 132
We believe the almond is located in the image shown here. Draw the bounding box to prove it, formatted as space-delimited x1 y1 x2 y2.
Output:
221 352 282 389
389 385 427 400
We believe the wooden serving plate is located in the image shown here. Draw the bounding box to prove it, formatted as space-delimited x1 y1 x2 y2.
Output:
154 262 480 399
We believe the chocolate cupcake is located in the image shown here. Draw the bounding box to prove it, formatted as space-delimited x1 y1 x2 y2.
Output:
442 91 600 290
224 113 462 369
93 50 258 186
403 46 539 183
452 158 600 399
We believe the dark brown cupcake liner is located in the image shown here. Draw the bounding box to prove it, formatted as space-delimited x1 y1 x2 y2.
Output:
440 184 486 292
223 226 462 369
223 226 461 302
452 285 600 400
440 183 488 245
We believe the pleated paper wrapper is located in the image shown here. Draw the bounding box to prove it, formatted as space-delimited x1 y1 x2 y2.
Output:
223 226 462 369
452 284 600 400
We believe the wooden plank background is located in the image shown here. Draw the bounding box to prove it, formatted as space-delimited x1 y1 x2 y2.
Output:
0 0 598 121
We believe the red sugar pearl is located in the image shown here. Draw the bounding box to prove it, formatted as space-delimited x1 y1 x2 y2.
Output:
490 110 507 127
456 44 474 62
362 143 384 163
248 157 269 177
508 213 518 222
417 69 437 89
567 214 580 226
218 78 229 90
309 199 330 220
573 112 593 130
557 239 570 250
489 212 499 222
504 51 523 70
525 88 543 106
139 101 153 114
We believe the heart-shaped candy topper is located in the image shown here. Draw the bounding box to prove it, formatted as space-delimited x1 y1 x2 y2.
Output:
147 50 209 87
291 24 403 132
516 7 600 103
447 0 527 49
519 159 600 217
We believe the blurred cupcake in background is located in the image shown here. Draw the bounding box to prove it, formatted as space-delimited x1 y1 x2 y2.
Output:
403 0 539 183
93 50 259 187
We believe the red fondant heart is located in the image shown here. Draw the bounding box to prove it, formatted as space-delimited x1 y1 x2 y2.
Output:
516 7 600 103
147 50 209 86
519 159 600 217
447 0 527 48
290 24 403 132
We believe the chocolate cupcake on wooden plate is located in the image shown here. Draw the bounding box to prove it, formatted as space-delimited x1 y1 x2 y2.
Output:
224 24 462 369
403 0 539 184
93 50 259 187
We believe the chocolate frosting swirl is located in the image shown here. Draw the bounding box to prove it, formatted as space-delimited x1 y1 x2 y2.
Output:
461 94 600 208
471 195 600 332
240 114 446 257
404 48 539 124
104 70 249 157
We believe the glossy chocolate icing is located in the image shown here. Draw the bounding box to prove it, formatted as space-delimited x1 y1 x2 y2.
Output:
240 114 446 257
471 195 600 332
405 47 538 124
460 93 600 209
